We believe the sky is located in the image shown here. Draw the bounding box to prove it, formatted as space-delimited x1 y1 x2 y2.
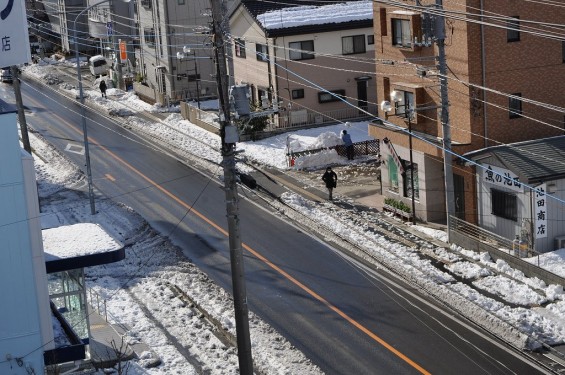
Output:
18 56 565 373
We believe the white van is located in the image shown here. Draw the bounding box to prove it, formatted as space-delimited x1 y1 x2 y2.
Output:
89 55 108 77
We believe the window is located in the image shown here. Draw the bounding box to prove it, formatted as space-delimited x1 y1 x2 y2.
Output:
509 93 522 118
388 155 399 193
235 39 246 58
256 43 269 62
143 28 155 46
289 40 315 60
318 89 345 103
392 19 411 47
178 0 185 4
140 0 151 8
507 16 520 42
404 162 419 199
491 189 517 221
342 35 366 55
394 90 415 116
367 35 375 45
292 89 304 99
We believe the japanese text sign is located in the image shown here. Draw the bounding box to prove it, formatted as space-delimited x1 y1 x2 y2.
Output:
0 0 31 66
535 183 547 239
483 164 522 193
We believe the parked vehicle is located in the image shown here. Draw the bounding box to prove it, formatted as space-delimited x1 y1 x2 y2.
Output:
89 55 108 77
1 68 13 83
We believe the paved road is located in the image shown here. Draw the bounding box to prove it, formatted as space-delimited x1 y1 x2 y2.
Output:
12 78 552 374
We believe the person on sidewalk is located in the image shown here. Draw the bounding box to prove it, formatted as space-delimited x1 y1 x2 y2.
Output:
322 166 338 200
341 130 354 160
99 79 107 98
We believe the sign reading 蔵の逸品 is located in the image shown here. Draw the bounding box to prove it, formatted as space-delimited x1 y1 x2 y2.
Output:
0 0 32 66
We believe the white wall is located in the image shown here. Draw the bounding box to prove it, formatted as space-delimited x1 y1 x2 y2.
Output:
0 109 46 374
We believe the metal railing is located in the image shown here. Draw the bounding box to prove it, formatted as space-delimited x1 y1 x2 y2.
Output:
449 215 565 286
287 139 380 166
277 104 377 129
88 288 108 322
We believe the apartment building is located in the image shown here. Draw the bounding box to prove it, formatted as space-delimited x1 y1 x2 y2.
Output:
135 0 234 104
370 0 565 224
229 0 377 128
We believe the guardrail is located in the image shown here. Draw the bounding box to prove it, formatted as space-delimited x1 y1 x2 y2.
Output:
449 216 565 286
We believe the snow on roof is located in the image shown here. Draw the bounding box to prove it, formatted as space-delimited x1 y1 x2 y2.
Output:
43 223 122 261
257 1 373 30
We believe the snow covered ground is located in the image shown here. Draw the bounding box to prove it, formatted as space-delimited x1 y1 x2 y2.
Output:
18 58 565 372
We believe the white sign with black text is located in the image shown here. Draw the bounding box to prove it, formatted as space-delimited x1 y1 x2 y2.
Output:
535 183 547 239
483 164 522 193
0 0 31 67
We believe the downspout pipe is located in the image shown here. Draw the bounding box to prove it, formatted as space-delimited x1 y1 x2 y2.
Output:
480 0 488 147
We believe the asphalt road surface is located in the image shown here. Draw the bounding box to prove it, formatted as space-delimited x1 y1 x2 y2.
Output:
10 78 552 374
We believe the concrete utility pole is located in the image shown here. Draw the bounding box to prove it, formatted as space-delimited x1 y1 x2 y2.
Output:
435 0 455 241
210 0 254 373
11 66 31 154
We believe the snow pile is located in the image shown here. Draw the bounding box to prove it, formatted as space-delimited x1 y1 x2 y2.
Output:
258 1 373 29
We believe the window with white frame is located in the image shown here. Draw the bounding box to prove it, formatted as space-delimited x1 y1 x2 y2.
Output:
342 35 366 55
289 40 315 60
392 19 411 47
256 43 269 62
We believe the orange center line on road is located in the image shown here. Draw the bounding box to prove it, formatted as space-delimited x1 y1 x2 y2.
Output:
44 106 430 374
105 173 116 182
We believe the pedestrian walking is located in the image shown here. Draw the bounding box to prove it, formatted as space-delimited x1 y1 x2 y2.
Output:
99 80 107 98
341 130 354 160
322 166 338 200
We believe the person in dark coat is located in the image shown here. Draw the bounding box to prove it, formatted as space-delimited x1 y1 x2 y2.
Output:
99 80 107 98
341 130 354 160
322 166 338 200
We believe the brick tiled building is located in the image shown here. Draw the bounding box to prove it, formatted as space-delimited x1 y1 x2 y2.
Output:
369 0 565 224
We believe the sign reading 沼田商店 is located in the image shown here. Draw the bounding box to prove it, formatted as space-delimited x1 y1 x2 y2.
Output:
0 0 31 66
483 163 522 193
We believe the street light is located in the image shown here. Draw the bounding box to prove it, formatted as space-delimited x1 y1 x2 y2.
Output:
381 96 417 225
73 0 130 215
177 46 201 109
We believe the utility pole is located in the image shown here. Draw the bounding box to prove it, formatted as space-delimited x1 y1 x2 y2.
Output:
435 0 455 241
210 1 254 374
11 66 31 154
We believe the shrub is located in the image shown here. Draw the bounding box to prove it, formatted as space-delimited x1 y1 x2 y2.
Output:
384 197 411 213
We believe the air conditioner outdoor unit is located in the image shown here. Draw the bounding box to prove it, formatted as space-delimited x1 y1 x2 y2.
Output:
554 235 565 250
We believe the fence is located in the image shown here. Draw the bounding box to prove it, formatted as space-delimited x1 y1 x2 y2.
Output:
287 139 380 167
277 104 377 130
180 101 220 134
449 216 565 286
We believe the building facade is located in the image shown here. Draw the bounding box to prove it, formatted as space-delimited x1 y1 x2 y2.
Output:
370 0 565 224
134 0 234 104
230 0 377 129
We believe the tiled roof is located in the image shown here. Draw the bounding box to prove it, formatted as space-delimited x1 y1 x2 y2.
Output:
465 136 565 183
239 0 372 37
